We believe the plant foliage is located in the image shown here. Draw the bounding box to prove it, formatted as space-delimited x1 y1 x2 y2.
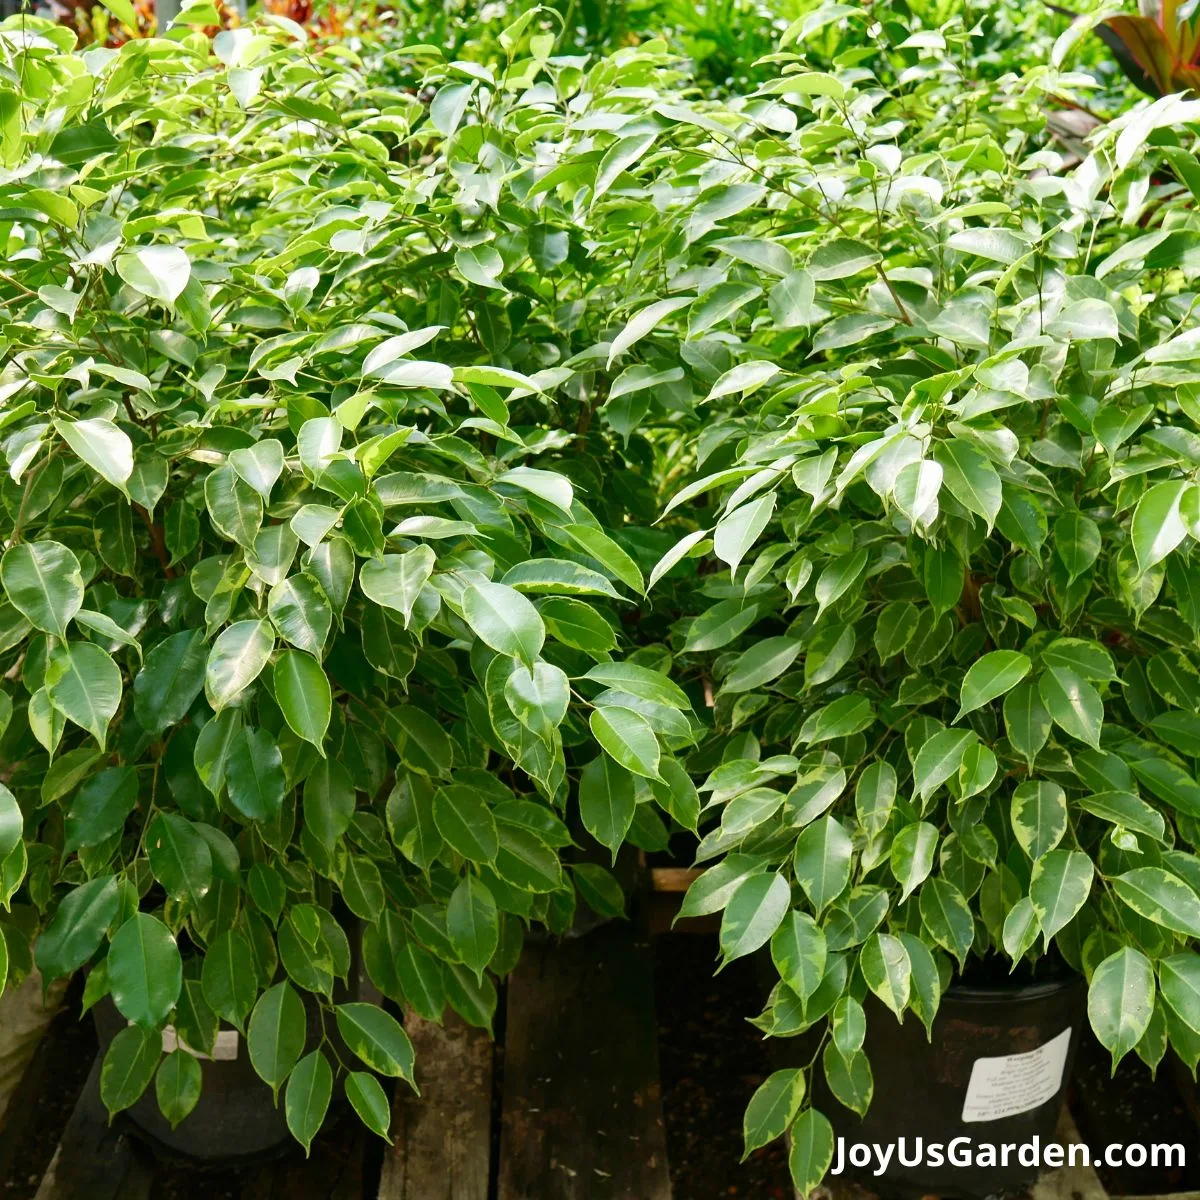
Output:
6 0 1200 1187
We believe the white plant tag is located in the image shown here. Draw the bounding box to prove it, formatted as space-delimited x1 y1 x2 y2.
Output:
961 1026 1072 1123
160 1026 239 1061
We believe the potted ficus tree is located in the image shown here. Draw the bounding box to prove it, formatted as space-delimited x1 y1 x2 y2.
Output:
0 8 700 1158
622 9 1200 1197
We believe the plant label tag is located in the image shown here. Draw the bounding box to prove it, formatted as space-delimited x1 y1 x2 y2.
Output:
960 1026 1072 1123
160 1025 240 1062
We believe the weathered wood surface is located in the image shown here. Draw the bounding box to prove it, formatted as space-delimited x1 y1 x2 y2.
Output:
242 1125 365 1200
497 922 671 1200
378 1009 492 1200
33 1057 153 1200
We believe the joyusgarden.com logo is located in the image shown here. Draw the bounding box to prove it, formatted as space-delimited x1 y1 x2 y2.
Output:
831 1136 1188 1176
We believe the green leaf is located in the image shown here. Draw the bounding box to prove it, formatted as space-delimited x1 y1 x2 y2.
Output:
304 759 357 849
1159 954 1200 1035
719 872 790 965
133 629 207 735
890 822 938 902
723 638 802 694
391 705 454 778
564 524 644 593
814 549 868 613
1029 849 1093 940
248 982 306 1093
46 642 122 750
229 439 285 501
793 816 852 912
273 651 331 750
606 296 693 366
63 767 136 855
579 754 637 861
947 226 1027 265
918 879 975 967
269 576 333 656
1038 666 1102 748
100 1025 160 1117
205 620 275 712
345 1071 394 1139
1088 947 1154 1070
824 1042 873 1116
116 244 191 305
796 694 875 745
788 1108 834 1198
55 418 133 495
912 728 975 800
433 784 499 863
742 1069 805 1159
1112 867 1200 938
589 706 661 780
771 911 826 1002
539 598 617 655
201 929 258 1031
1078 791 1165 841
1004 681 1051 768
35 876 120 981
146 812 212 907
285 1050 332 1154
934 440 1002 528
1132 480 1192 575
860 932 911 1017
1003 896 1040 964
504 662 570 737
898 932 942 1038
447 875 500 977
0 782 20 866
462 580 545 668
156 1050 202 1130
335 1003 416 1083
714 494 776 576
957 651 1031 720
360 547 436 628
226 727 285 821
502 559 620 598
0 541 84 636
108 912 183 1028
1010 781 1068 861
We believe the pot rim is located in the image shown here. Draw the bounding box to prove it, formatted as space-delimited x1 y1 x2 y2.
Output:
944 973 1085 1005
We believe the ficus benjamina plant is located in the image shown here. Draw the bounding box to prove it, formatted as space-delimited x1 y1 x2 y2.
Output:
630 7 1200 1193
0 3 706 1150
5 0 1200 1187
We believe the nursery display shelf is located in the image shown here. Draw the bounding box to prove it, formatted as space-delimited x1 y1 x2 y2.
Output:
12 919 671 1200
7 872 1199 1200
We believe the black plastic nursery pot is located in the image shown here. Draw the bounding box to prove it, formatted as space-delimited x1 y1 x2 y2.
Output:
92 993 315 1162
816 972 1086 1200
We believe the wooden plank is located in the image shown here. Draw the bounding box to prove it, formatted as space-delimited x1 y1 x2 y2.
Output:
497 921 671 1200
377 1009 492 1200
649 868 701 893
34 1056 154 1200
242 1124 365 1200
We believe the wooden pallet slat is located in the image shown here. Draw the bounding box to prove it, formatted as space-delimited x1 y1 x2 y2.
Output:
497 921 671 1200
33 1057 154 1200
378 1009 493 1200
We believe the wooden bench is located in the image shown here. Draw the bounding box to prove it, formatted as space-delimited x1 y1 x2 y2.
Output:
21 920 672 1200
